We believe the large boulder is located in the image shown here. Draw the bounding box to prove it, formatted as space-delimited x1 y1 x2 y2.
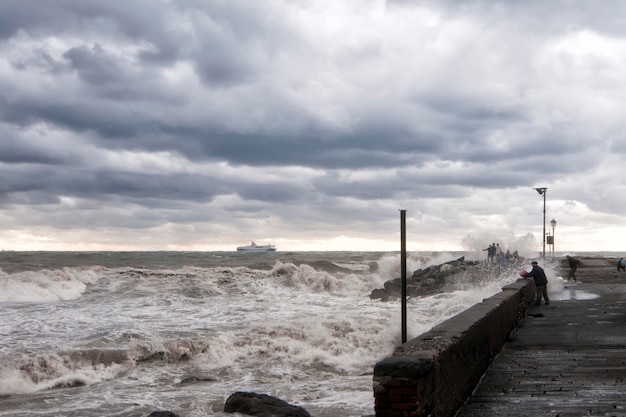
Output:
223 391 312 417
147 412 180 417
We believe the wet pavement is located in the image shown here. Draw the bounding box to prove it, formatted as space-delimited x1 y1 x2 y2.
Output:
456 258 626 417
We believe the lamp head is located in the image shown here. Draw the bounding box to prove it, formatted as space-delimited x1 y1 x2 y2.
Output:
551 218 557 228
533 187 547 195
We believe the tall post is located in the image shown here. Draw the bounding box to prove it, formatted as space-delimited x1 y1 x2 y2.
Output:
551 218 557 258
534 187 547 258
400 209 407 344
542 191 546 258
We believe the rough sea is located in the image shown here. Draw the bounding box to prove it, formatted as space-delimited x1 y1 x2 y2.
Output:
0 250 608 417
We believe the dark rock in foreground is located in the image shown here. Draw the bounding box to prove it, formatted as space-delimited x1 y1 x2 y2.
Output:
147 411 180 417
224 391 312 417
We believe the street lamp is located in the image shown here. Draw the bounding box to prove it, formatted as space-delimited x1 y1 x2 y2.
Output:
551 218 557 257
533 187 547 258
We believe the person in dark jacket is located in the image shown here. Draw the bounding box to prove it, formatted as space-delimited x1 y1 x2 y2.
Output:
525 261 549 305
617 258 625 272
566 255 581 281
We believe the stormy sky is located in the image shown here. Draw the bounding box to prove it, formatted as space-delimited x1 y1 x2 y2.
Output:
1 0 625 252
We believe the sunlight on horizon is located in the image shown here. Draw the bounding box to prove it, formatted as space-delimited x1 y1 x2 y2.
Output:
2 230 625 253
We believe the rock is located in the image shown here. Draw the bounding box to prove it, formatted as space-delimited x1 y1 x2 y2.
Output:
179 375 218 384
147 411 180 417
223 391 312 417
383 279 401 294
370 256 480 300
370 288 392 301
49 378 87 389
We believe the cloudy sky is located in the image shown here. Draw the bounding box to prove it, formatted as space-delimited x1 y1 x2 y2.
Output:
1 0 626 253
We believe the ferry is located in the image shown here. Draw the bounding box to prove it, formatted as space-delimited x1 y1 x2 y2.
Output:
236 242 277 252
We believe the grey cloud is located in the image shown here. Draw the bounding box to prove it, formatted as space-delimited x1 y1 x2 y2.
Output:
0 190 60 206
0 162 224 206
2 98 143 138
1 0 625 250
236 183 303 203
63 44 127 87
0 0 185 67
11 48 68 74
394 0 626 37
0 140 66 165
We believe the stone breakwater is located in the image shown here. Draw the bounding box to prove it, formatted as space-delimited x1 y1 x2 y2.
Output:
369 256 526 301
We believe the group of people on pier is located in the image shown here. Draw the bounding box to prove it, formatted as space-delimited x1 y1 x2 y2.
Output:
482 243 519 267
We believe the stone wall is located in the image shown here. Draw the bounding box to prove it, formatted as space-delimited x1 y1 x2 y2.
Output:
373 278 536 417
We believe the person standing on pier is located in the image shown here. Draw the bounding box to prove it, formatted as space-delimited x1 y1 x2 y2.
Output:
566 255 581 281
526 261 550 305
482 243 495 263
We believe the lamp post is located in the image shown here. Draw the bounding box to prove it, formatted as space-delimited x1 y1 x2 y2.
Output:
533 187 547 258
551 218 557 257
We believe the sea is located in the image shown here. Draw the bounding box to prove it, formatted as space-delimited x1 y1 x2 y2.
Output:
0 250 617 417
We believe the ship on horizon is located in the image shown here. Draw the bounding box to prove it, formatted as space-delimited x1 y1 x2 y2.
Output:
236 242 277 252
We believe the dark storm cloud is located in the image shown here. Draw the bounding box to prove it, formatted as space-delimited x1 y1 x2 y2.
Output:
0 163 228 205
1 0 493 170
1 0 626 250
236 183 304 203
2 97 145 139
63 44 130 88
200 124 442 169
191 17 262 86
0 139 65 165
0 0 181 57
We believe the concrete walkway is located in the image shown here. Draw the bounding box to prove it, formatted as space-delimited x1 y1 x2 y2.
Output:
456 258 626 417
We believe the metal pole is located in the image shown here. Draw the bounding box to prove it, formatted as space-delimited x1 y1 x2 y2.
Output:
400 209 407 344
542 191 546 258
552 225 555 257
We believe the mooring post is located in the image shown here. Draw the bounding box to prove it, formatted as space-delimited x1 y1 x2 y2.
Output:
400 209 407 343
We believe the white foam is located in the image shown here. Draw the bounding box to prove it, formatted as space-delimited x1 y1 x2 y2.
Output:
0 253 532 416
0 268 99 303
0 353 126 395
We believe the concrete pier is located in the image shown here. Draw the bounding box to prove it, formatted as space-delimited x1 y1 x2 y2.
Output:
456 257 626 416
373 257 626 417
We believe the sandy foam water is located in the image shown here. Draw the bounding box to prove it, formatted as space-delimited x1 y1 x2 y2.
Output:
0 253 531 416
0 268 100 303
0 352 128 396
268 261 385 296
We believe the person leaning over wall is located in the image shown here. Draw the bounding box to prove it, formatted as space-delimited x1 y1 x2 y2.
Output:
524 260 550 306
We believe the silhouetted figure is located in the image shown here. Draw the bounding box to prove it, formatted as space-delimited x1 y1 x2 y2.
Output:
525 260 549 305
566 255 581 282
482 244 496 263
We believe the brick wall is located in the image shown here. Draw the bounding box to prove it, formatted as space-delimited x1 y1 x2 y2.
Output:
373 278 536 417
